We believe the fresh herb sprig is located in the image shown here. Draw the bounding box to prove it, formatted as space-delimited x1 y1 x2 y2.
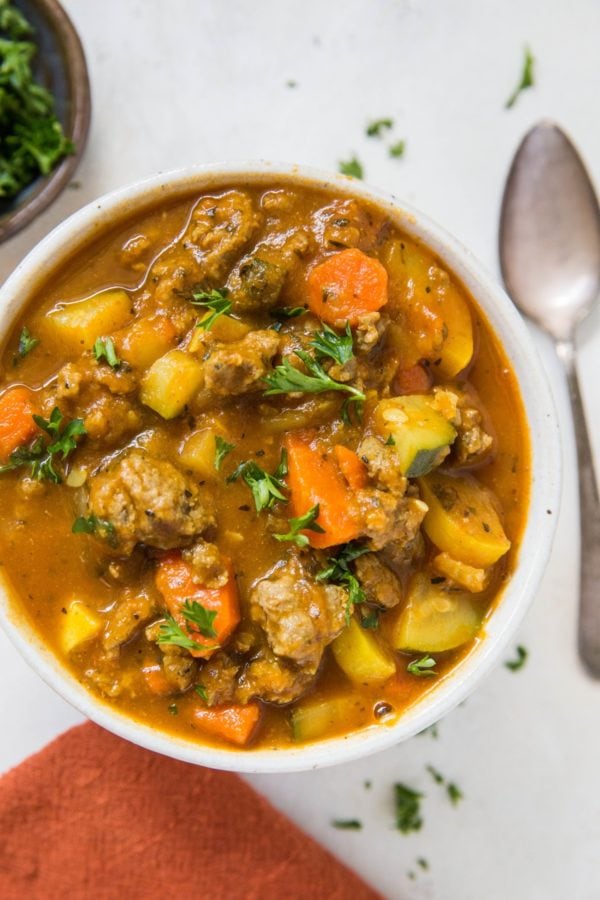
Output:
274 504 325 548
0 407 86 483
157 600 220 653
72 514 116 545
182 599 217 638
309 323 354 366
93 337 120 368
407 655 437 677
263 350 365 403
227 449 288 512
214 436 235 471
317 541 370 624
191 287 232 330
16 326 39 359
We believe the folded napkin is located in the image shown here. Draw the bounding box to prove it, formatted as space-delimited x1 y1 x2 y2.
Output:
0 722 380 899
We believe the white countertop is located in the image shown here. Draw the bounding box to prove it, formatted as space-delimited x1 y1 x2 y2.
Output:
2 2 600 897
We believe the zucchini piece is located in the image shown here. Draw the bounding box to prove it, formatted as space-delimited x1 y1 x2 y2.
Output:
393 573 482 652
419 472 511 567
46 289 132 352
332 617 396 685
140 350 204 419
117 315 177 369
374 395 456 477
433 552 488 593
60 600 102 653
180 428 224 479
291 695 359 743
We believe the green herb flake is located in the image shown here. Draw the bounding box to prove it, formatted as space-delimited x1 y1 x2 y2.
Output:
93 336 120 368
72 515 116 544
360 609 379 630
191 287 232 330
195 684 208 703
339 157 364 180
0 407 86 483
17 326 39 359
426 764 444 785
317 541 369 623
310 322 354 366
214 435 235 471
269 306 307 320
157 616 217 653
407 655 437 677
385 434 396 446
366 117 394 137
182 599 218 639
331 818 362 830
417 857 429 871
505 644 528 671
263 351 365 404
228 450 288 513
274 504 325 548
447 783 463 806
505 46 535 109
394 783 423 834
389 140 406 159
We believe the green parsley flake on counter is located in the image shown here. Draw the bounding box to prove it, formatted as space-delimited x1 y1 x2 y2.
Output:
394 783 423 834
331 819 362 830
339 157 364 179
505 46 535 109
366 118 394 137
389 140 406 159
505 644 528 671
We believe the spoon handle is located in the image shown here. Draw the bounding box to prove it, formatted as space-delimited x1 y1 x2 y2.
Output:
556 339 600 676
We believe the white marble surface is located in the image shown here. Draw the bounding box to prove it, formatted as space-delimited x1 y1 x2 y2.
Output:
1 1 600 897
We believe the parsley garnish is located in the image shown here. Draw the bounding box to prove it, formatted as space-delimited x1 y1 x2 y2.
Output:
339 157 364 179
426 765 463 806
407 655 437 677
505 644 528 671
0 2 75 200
366 118 394 137
263 350 365 405
389 140 406 159
505 46 535 109
426 764 443 784
214 435 235 471
269 306 307 320
191 287 232 329
195 684 209 702
72 515 116 544
310 322 354 366
360 609 379 630
385 434 396 446
93 336 120 368
394 783 423 834
17 326 39 359
228 449 288 512
417 858 429 871
331 819 362 830
274 504 325 547
182 599 217 639
317 542 369 624
0 407 86 483
157 617 217 653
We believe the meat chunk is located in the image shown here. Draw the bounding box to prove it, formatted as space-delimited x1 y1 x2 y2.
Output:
357 489 428 552
356 435 407 492
227 229 311 313
354 312 386 353
202 329 280 396
103 588 158 651
249 555 347 670
236 648 313 705
186 190 261 282
83 394 143 445
182 539 228 588
432 387 493 465
88 449 214 553
354 553 403 609
197 651 240 705
145 620 198 691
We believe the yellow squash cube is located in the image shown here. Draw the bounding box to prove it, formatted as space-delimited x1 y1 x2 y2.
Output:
332 617 396 685
140 350 204 419
45 289 132 352
60 600 102 654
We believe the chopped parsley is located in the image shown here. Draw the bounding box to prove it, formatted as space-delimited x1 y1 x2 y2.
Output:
310 322 354 366
269 306 307 320
191 287 232 329
426 764 444 784
182 599 218 639
16 326 39 359
394 783 423 834
338 157 364 179
0 0 75 200
505 46 535 109
195 684 209 702
214 435 235 471
72 515 116 544
317 541 369 623
93 337 120 368
157 616 217 653
274 504 325 548
360 608 379 630
331 819 362 830
389 140 406 159
427 765 463 806
366 117 394 137
417 858 429 871
407 655 437 677
505 644 528 671
0 407 86 483
385 434 396 446
263 350 365 405
227 449 288 512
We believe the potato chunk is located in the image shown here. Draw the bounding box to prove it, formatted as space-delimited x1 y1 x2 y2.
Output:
46 289 132 352
180 428 225 479
419 472 511 567
140 350 204 419
60 600 102 653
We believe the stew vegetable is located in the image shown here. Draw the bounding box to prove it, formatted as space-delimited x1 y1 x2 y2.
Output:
0 181 529 749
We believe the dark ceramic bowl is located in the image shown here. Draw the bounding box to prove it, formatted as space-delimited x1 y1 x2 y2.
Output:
0 0 91 242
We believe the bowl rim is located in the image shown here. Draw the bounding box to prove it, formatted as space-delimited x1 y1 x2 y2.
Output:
0 0 92 243
0 161 562 772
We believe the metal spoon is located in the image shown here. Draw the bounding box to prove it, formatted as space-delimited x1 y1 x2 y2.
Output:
499 121 600 677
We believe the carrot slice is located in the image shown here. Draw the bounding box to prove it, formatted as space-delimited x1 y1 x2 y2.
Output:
333 445 368 490
392 363 433 396
0 386 39 462
155 553 240 659
285 432 362 548
192 702 261 747
306 248 388 326
142 660 172 696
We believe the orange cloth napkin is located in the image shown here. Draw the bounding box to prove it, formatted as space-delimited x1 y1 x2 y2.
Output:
0 722 380 900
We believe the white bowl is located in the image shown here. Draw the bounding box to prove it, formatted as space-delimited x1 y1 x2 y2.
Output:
0 162 561 772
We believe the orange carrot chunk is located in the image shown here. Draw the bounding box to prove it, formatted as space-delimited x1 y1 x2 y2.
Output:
141 660 173 696
155 552 240 660
285 432 362 548
192 702 261 747
306 248 388 326
333 445 369 490
0 386 39 462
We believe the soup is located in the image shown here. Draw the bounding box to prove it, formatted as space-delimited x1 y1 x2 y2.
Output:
0 180 529 749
